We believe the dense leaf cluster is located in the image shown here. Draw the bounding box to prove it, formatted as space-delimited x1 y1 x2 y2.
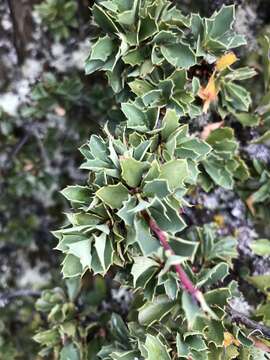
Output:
50 1 270 359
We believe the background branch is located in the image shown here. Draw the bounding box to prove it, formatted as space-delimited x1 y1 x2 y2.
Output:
229 307 270 339
0 290 41 308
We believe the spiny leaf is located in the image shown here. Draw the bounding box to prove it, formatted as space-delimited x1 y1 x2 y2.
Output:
96 183 129 209
61 186 91 204
161 43 197 69
120 157 149 187
145 334 171 360
159 159 189 190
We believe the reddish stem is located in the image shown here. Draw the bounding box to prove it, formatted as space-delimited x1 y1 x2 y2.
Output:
142 212 217 319
145 213 199 298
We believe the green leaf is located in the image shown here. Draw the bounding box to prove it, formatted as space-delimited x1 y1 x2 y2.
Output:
161 109 179 140
209 5 235 39
143 179 171 198
96 183 129 209
62 254 83 278
92 4 119 34
91 35 114 62
207 236 237 263
131 257 159 288
259 35 270 90
145 335 171 360
121 102 147 130
226 67 257 81
182 292 203 328
197 263 229 288
202 155 234 189
141 89 162 107
110 351 140 360
163 275 178 300
170 238 198 259
123 48 145 66
161 43 196 69
120 157 148 187
252 130 270 145
107 62 125 93
94 233 113 273
159 159 188 190
250 239 270 256
121 103 158 131
33 329 60 346
206 127 234 143
129 79 153 97
139 14 158 41
134 216 160 256
85 58 104 74
67 239 92 269
61 186 91 204
224 82 251 112
150 199 187 234
117 0 140 26
176 138 212 160
138 296 176 326
66 277 81 302
117 196 136 226
247 275 270 295
60 343 80 360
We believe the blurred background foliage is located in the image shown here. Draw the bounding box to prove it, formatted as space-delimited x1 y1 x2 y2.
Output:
1 0 270 359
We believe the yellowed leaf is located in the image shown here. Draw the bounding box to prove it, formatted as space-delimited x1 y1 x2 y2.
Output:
223 332 240 348
216 52 238 72
198 74 219 113
200 121 224 140
214 214 225 228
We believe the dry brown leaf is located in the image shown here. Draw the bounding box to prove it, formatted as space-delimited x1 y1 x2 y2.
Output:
54 106 66 117
200 121 224 140
198 74 219 113
246 194 256 216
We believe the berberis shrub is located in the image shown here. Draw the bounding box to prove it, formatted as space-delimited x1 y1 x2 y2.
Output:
41 0 270 358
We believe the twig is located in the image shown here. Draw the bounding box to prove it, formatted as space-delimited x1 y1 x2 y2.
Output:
5 132 31 167
32 128 50 168
142 211 215 317
0 289 41 307
229 307 270 339
2 123 50 174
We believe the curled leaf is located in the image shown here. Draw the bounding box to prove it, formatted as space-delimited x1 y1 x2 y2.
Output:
198 74 219 113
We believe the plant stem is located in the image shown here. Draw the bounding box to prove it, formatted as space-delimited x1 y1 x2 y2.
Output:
142 211 213 315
